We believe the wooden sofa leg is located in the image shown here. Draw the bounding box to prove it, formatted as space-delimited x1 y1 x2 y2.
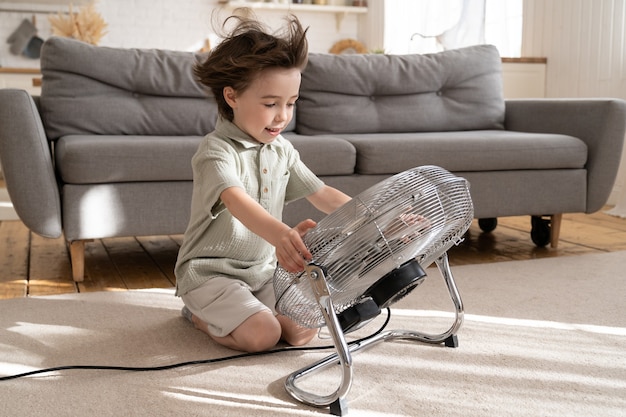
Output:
550 213 563 249
68 240 86 282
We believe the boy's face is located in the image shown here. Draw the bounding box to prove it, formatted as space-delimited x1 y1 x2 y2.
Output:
224 67 301 144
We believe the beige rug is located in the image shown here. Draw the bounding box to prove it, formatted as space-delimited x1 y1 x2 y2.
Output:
2 251 625 416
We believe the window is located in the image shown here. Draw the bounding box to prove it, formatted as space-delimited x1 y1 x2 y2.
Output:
385 0 522 57
485 0 523 57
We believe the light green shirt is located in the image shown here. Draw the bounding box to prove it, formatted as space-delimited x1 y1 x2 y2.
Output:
174 118 324 296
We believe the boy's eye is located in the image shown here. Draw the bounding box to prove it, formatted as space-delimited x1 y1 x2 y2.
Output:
263 102 296 109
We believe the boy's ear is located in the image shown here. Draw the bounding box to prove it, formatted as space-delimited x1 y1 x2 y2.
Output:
223 86 237 109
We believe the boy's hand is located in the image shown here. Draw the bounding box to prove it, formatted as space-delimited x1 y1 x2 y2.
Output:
219 187 318 272
276 219 316 273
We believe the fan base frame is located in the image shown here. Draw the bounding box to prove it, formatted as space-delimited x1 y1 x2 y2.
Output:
285 252 464 416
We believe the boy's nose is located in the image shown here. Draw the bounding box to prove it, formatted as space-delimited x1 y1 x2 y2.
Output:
276 107 288 121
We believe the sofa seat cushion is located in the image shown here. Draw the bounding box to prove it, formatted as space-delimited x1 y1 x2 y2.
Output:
337 130 587 175
55 135 202 184
55 133 357 185
283 134 356 176
297 45 505 135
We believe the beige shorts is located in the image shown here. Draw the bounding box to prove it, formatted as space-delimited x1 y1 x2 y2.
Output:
181 276 277 338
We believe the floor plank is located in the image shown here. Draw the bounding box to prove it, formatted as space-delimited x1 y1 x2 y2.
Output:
136 235 181 285
101 237 174 290
77 239 128 293
0 221 29 298
28 233 75 296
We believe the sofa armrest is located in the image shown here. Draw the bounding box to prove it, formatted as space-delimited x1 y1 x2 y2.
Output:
504 98 626 213
0 89 62 238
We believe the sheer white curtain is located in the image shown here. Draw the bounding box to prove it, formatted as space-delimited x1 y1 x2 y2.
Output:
484 0 523 57
385 0 522 57
403 0 465 54
437 0 486 50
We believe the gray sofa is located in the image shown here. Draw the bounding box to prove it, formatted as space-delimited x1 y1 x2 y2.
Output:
1 37 625 281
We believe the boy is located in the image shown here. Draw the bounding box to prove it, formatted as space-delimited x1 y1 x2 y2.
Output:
175 13 351 353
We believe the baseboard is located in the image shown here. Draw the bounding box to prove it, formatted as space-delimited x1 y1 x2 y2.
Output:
0 188 19 221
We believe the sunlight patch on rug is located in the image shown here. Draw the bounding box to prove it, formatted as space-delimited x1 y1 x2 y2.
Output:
391 308 626 336
162 386 316 415
8 322 94 338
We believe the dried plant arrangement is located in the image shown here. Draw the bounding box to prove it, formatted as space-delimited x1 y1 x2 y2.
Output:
48 1 108 45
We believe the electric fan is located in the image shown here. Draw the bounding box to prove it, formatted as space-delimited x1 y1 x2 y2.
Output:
273 165 474 416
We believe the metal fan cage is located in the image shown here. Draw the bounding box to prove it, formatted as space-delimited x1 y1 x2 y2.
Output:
274 165 473 329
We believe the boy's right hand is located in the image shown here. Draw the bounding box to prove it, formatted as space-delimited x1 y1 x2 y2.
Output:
219 186 317 272
276 219 316 273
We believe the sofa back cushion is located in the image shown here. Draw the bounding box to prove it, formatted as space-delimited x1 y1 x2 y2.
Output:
297 45 505 135
40 37 218 139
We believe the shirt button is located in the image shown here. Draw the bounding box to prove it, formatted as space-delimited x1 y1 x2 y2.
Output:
262 168 268 174
263 187 269 193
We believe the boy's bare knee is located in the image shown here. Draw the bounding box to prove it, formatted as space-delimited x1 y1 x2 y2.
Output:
243 334 280 352
285 327 317 346
277 314 317 346
231 311 282 352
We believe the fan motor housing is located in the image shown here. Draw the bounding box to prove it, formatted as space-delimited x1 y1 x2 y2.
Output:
365 259 427 308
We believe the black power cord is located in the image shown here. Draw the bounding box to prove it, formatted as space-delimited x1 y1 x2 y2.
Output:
0 308 391 382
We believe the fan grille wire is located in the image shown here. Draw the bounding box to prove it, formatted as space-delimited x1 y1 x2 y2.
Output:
274 166 473 328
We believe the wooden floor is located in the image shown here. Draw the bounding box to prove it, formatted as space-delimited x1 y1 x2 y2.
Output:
1 206 626 300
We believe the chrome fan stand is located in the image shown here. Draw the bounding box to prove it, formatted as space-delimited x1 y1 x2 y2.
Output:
285 252 464 416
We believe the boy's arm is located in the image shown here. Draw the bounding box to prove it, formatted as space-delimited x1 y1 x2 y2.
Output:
220 186 315 273
306 185 351 215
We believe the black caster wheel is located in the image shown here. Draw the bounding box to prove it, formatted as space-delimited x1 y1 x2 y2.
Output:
531 215 551 247
478 217 498 232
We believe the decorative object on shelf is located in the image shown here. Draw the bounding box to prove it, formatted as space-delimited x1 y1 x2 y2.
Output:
48 0 108 45
23 16 45 59
6 16 45 59
6 18 37 56
313 0 327 4
198 38 211 53
329 38 367 54
352 0 367 5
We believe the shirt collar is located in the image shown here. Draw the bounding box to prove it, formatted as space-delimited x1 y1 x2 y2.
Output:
215 117 284 149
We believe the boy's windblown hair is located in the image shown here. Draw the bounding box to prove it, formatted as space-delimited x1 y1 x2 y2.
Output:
195 11 309 121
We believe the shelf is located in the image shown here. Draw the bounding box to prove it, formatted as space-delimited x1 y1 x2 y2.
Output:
501 57 547 64
224 1 367 14
222 1 368 30
0 68 42 74
0 0 88 13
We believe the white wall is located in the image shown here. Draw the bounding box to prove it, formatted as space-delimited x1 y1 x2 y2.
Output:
522 0 626 205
